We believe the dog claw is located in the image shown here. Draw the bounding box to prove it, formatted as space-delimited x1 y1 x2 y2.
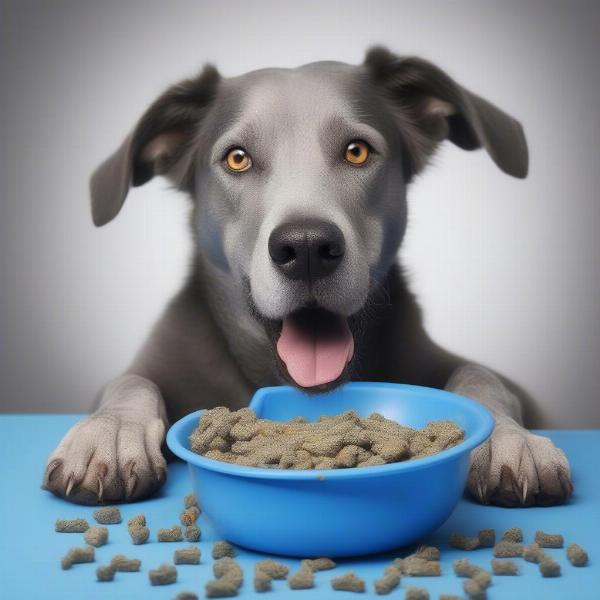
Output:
154 466 167 485
65 474 75 497
125 473 137 500
44 459 61 486
97 476 104 502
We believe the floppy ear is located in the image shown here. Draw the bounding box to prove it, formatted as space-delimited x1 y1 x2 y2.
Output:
90 64 221 226
363 46 528 180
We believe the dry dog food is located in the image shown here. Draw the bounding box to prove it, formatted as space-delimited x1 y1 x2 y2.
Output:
452 559 488 585
567 543 589 566
472 570 492 589
493 540 523 557
96 564 116 582
373 570 401 595
175 592 199 600
523 542 545 563
111 554 141 572
174 546 201 565
127 514 146 528
331 571 365 592
61 546 95 569
439 596 461 600
180 506 200 526
255 559 289 579
254 568 272 592
84 527 108 547
414 545 440 561
478 529 495 548
539 556 561 577
158 526 183 542
463 579 486 600
185 525 201 542
212 540 236 559
402 556 441 576
149 563 177 585
184 493 198 509
491 559 519 575
190 407 464 469
206 557 244 597
449 533 480 550
535 530 564 548
501 527 523 543
405 587 429 600
93 506 121 524
288 565 315 590
129 524 150 544
301 557 336 571
55 518 89 533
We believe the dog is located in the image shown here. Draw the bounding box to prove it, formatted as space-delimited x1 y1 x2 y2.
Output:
43 46 573 507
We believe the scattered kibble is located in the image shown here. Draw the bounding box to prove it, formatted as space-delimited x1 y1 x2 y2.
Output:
175 592 199 600
288 565 314 590
403 556 441 576
373 569 401 594
149 563 177 585
539 556 561 577
501 527 523 543
61 546 95 570
55 518 90 533
158 526 183 542
331 571 365 592
111 554 141 572
472 570 492 589
96 564 116 582
84 527 108 547
452 559 489 582
491 559 519 575
463 578 486 600
212 540 236 559
405 587 429 600
478 529 495 548
414 546 440 561
493 540 523 557
535 530 564 548
184 493 198 509
206 557 243 597
301 557 337 571
127 514 146 528
439 596 461 600
185 524 201 542
449 533 480 550
128 524 150 545
255 559 289 579
93 506 122 524
174 546 201 565
254 568 272 593
567 543 588 566
180 506 200 526
523 542 545 563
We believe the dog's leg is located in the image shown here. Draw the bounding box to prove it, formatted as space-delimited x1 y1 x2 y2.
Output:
445 364 573 506
42 374 168 504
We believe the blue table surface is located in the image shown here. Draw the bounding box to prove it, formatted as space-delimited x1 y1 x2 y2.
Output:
0 415 598 599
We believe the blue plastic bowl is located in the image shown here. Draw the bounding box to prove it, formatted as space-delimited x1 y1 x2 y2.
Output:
167 382 493 557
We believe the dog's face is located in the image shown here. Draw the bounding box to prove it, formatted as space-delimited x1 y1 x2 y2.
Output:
90 47 528 391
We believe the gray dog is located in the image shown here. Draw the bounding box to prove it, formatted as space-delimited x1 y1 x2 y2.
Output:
43 47 572 507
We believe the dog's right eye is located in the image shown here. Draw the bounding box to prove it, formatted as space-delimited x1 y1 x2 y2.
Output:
224 147 252 172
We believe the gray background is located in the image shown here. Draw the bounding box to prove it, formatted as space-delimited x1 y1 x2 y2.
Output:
1 0 599 427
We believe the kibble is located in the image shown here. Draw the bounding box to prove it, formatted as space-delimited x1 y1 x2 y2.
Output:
539 556 561 577
478 529 496 548
149 563 177 585
212 540 236 559
566 543 588 566
206 557 243 597
449 533 480 550
93 506 121 524
61 546 95 570
414 545 440 561
128 525 150 545
301 557 336 571
96 564 116 582
175 593 199 600
493 540 523 557
373 570 401 594
55 518 89 533
405 587 429 600
452 559 488 582
491 559 519 575
331 571 365 592
158 526 183 542
185 524 201 542
523 542 545 563
501 527 523 543
255 559 289 579
111 554 141 572
403 556 441 576
184 493 198 509
174 546 201 565
254 568 272 592
127 514 146 528
439 596 461 600
463 579 486 600
288 566 314 590
84 527 108 547
472 570 492 589
535 530 564 548
180 506 200 526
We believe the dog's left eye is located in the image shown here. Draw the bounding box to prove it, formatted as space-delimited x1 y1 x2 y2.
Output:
344 140 370 165
224 147 252 172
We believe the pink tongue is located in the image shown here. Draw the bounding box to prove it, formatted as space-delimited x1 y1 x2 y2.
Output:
276 317 354 388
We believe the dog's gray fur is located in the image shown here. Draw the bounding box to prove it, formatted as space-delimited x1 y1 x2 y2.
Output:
43 47 572 507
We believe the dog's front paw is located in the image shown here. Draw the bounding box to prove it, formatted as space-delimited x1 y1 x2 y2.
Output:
42 412 167 504
468 424 573 507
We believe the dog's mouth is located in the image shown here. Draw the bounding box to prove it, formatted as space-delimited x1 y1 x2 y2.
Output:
263 306 355 390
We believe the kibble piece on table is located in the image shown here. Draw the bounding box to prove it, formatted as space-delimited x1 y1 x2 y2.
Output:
185 524 201 542
405 586 429 600
331 571 365 592
174 546 201 565
175 592 199 600
439 596 461 600
254 569 272 593
180 506 200 526
539 556 561 577
212 540 236 559
566 543 589 566
301 557 336 571
129 524 150 545
84 527 108 547
127 514 146 528
449 533 480 550
93 506 122 524
61 546 95 570
55 518 89 533
472 570 492 589
463 579 486 600
158 526 183 542
403 556 441 576
535 530 564 548
523 542 545 563
149 563 177 585
206 557 244 597
111 554 141 572
255 559 289 579
491 559 519 575
478 529 495 547
452 558 478 578
184 493 198 509
96 564 116 582
493 540 523 557
501 527 523 543
288 565 314 590
373 569 401 595
414 545 440 561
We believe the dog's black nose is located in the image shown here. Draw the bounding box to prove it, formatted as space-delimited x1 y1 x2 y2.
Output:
268 219 345 282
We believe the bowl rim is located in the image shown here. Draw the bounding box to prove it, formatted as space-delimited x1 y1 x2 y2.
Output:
166 382 494 480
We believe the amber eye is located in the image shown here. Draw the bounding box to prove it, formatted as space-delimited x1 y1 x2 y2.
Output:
344 140 370 165
225 147 252 172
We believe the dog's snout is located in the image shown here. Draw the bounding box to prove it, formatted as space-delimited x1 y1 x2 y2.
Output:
268 219 345 282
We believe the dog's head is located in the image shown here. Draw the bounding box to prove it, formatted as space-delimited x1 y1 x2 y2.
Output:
91 47 527 391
